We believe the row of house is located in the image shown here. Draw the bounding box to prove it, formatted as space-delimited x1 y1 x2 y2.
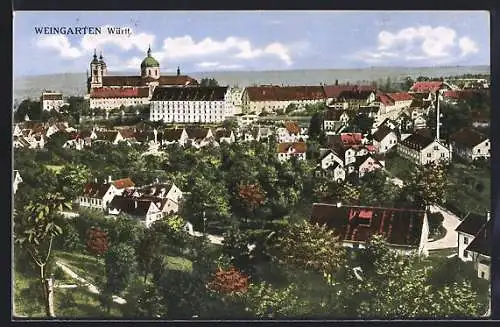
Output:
78 177 183 228
13 121 77 149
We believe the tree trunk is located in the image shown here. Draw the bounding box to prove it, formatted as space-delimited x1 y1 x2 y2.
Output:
45 277 55 318
39 264 52 317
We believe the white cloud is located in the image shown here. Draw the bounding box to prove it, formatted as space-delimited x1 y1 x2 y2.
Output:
160 35 293 66
196 61 243 71
80 25 155 52
458 36 479 56
355 25 480 64
36 35 82 59
196 62 220 68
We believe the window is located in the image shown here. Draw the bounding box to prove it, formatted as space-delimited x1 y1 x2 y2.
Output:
441 153 445 158
427 153 431 158
464 237 468 245
481 272 485 279
477 149 481 154
434 146 439 150
464 251 468 258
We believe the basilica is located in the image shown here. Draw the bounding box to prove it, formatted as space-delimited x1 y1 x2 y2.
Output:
86 47 199 110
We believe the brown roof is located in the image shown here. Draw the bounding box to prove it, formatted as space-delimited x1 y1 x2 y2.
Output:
465 219 491 257
372 125 394 142
277 142 307 154
83 183 112 198
215 129 233 139
310 203 426 247
151 86 228 101
324 109 347 121
455 213 488 236
112 178 135 189
399 132 434 150
119 128 137 139
338 89 373 100
185 127 210 140
450 128 488 148
162 128 185 142
353 154 383 170
109 196 156 217
42 93 63 100
323 85 375 98
96 131 118 142
101 75 198 87
90 87 150 99
246 86 326 101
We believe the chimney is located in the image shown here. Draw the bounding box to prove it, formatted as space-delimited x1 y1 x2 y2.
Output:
154 128 158 144
435 90 441 141
108 176 112 183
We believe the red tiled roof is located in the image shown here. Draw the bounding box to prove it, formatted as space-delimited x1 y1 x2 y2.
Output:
323 85 375 98
277 142 307 154
340 133 363 146
101 75 198 87
378 93 394 106
112 178 135 189
387 92 414 102
310 203 426 247
246 86 326 101
443 90 476 100
410 81 443 93
90 87 150 99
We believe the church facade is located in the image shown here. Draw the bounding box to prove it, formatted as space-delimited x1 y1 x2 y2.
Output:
87 47 199 110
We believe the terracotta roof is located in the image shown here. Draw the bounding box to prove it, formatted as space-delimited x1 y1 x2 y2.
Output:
83 183 112 198
340 133 363 146
151 86 228 101
455 213 488 236
450 128 488 148
246 86 326 101
387 92 414 102
372 125 394 142
42 93 63 101
399 132 434 150
410 81 443 93
90 87 150 99
310 203 426 247
185 127 210 140
109 196 156 217
277 142 307 154
112 178 135 189
323 85 375 98
465 219 491 257
162 128 185 142
101 75 198 87
442 90 476 100
284 121 301 134
378 93 394 106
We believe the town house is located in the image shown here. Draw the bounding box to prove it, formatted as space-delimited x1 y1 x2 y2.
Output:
185 127 215 148
371 125 398 154
449 128 490 162
277 142 307 161
465 219 491 280
323 110 350 132
455 212 488 262
397 131 451 165
161 128 189 147
108 197 163 228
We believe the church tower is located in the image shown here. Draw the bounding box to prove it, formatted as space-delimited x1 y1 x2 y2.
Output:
141 46 160 80
99 52 107 76
90 49 103 88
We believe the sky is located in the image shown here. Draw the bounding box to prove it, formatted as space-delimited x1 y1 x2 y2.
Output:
13 11 490 77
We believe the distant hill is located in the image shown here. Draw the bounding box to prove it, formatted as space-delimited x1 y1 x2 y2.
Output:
13 66 490 102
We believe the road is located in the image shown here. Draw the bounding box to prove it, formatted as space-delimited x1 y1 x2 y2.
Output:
56 261 127 305
188 230 224 245
386 175 461 251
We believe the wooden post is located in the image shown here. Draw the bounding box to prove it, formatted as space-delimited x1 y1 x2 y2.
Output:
45 277 55 318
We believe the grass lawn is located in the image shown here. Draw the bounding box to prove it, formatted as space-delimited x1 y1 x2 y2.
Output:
44 164 65 173
384 154 415 181
53 250 104 286
445 163 490 215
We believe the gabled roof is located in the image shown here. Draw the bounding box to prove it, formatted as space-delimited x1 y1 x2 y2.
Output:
119 128 137 139
277 142 307 154
399 131 435 150
450 128 488 148
387 92 414 102
109 196 157 217
354 154 383 169
372 125 394 142
246 86 326 101
83 183 112 198
323 85 375 98
410 81 443 93
151 86 228 101
96 131 118 142
185 127 210 139
377 93 394 106
465 219 491 257
340 133 363 146
138 183 174 197
324 109 348 121
215 129 233 140
310 203 426 247
162 128 186 142
101 75 198 87
455 212 488 236
338 89 373 100
112 178 135 189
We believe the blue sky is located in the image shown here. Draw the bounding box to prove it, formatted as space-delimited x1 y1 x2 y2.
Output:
13 11 490 76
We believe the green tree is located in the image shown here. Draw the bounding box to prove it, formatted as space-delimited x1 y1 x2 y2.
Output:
13 193 71 317
14 99 42 122
403 162 448 208
308 112 324 141
136 231 163 284
56 164 91 202
269 220 346 275
200 78 219 87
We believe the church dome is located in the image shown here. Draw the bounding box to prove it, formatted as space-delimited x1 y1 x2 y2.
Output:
141 46 160 68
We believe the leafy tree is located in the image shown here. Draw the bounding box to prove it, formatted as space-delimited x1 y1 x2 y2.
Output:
14 99 42 122
200 78 219 87
85 227 109 257
243 282 305 319
207 267 249 294
427 211 444 235
269 221 346 275
238 183 266 225
308 112 324 141
403 162 448 208
13 194 71 317
136 231 163 284
56 164 92 202
285 103 298 114
350 113 375 134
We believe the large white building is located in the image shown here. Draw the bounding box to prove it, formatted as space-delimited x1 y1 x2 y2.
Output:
41 92 65 111
87 48 198 110
397 131 452 165
149 86 233 124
